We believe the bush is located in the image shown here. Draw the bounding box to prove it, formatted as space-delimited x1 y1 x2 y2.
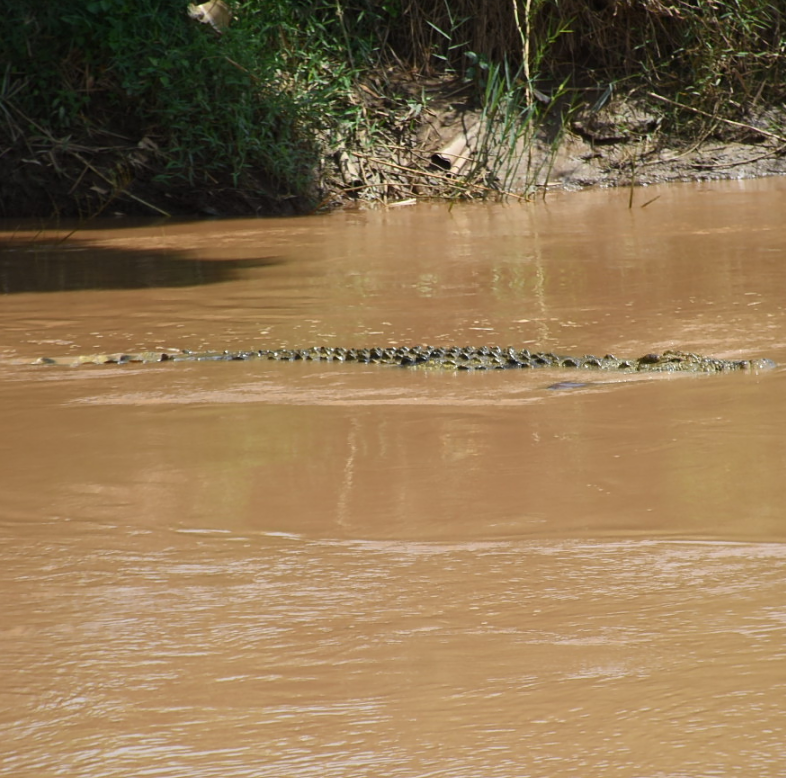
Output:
1 0 324 204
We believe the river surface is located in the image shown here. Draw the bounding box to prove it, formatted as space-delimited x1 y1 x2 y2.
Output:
2 179 786 778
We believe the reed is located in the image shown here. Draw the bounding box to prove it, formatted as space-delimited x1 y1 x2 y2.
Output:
389 0 785 133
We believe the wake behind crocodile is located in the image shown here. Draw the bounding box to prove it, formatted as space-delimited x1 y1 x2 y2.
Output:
35 346 776 373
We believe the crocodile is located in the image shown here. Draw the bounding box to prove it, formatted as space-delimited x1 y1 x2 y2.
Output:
34 346 776 372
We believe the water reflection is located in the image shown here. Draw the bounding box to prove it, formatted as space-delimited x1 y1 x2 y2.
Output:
0 241 280 293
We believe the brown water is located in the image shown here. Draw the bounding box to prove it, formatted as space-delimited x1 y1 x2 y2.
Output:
2 179 786 778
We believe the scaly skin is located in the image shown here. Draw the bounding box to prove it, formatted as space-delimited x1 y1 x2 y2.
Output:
34 346 776 372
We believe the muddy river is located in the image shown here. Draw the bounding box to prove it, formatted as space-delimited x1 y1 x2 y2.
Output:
2 179 786 777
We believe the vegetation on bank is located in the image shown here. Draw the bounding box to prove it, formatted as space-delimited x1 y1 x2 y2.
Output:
2 0 785 218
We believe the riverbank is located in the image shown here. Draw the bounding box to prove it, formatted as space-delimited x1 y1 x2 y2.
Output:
5 73 785 220
3 1 785 219
317 75 786 211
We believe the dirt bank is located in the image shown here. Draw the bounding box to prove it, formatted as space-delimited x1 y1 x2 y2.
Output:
3 76 786 220
318 76 786 210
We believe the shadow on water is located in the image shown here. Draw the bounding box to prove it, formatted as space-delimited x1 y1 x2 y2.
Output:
0 240 282 294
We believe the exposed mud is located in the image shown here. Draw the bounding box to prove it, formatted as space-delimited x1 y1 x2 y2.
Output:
322 76 786 209
542 99 786 192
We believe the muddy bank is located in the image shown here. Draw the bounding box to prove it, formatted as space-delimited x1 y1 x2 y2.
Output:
319 77 786 209
3 76 786 220
541 100 786 194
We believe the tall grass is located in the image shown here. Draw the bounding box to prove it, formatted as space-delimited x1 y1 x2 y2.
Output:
391 0 786 131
